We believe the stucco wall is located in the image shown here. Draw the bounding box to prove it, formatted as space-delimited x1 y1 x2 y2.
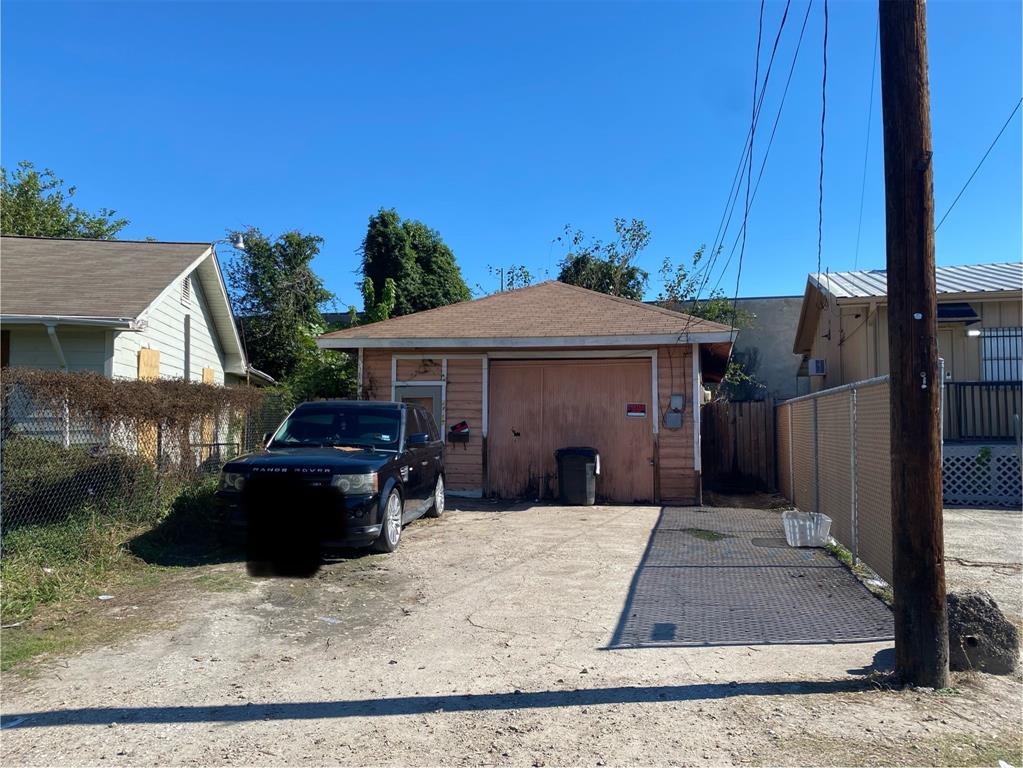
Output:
731 296 804 400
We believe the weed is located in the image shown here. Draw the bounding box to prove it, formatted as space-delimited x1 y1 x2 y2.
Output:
682 528 731 542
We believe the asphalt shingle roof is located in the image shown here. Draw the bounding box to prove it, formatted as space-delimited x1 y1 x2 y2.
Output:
320 280 732 343
1 236 211 319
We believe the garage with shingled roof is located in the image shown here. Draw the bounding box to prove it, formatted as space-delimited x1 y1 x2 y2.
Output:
318 281 734 504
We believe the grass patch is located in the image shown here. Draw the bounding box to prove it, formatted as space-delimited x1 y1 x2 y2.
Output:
682 528 731 542
1 478 243 671
825 540 894 605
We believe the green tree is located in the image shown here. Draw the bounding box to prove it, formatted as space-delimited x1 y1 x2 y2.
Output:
360 208 471 317
227 228 332 382
362 276 397 323
1 161 129 239
279 323 357 403
556 219 650 300
656 246 754 328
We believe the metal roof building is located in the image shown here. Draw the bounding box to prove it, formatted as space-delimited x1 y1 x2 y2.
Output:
807 262 1022 301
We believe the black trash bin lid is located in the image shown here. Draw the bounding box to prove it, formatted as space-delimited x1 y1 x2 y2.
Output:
555 446 599 459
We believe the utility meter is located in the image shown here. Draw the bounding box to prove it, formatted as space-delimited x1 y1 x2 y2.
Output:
663 393 686 430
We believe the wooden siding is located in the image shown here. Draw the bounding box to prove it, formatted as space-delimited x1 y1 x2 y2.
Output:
487 359 654 502
444 359 484 492
5 325 108 373
396 357 442 382
656 346 697 504
361 345 700 503
113 273 225 383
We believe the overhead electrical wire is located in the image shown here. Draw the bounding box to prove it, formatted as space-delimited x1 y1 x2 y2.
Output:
674 0 797 344
816 0 829 281
935 97 1023 233
730 0 768 327
704 0 815 300
853 12 879 270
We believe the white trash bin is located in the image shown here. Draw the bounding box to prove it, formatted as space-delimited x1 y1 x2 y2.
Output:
782 510 832 547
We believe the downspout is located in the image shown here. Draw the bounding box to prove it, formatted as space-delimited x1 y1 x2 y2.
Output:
46 324 70 447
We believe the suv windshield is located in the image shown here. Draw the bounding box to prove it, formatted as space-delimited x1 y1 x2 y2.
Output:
270 406 402 451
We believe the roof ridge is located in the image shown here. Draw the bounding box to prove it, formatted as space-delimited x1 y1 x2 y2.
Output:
550 280 733 330
0 235 212 246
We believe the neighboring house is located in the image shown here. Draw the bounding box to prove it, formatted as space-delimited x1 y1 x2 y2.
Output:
318 281 735 504
792 262 1022 442
0 236 270 385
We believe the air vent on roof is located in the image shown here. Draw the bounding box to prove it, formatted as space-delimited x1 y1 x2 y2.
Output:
180 276 191 307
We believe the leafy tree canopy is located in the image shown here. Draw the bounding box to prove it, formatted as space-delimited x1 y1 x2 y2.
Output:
1 161 129 239
656 246 754 329
227 228 333 382
360 208 471 318
556 219 650 301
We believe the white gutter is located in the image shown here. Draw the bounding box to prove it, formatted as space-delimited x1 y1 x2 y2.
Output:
1 314 142 330
318 331 737 350
46 324 68 369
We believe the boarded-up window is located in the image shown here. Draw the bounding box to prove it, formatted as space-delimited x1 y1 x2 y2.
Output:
138 348 161 460
138 348 160 380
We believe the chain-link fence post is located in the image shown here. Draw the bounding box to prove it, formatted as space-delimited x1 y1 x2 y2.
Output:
850 385 859 561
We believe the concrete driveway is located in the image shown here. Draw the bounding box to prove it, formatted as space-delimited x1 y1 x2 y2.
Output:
2 503 1020 766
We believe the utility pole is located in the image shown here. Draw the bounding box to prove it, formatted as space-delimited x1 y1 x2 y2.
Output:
878 0 949 688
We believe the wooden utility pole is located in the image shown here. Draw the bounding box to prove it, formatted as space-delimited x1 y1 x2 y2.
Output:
878 0 949 688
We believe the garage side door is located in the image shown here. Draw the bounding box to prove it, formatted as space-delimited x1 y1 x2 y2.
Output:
487 359 654 502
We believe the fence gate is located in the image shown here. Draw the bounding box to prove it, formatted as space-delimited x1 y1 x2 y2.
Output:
701 397 775 492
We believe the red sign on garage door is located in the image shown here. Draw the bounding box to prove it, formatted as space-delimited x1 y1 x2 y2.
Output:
625 402 647 418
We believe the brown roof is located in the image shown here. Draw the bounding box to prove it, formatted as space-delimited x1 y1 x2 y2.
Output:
0 236 211 319
320 281 732 346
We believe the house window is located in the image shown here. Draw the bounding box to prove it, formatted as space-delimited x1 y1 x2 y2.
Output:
181 276 191 307
981 327 1022 381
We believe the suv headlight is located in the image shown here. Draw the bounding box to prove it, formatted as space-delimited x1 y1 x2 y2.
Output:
331 472 378 494
220 471 246 492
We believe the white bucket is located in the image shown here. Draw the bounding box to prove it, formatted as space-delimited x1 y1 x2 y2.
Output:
782 510 832 548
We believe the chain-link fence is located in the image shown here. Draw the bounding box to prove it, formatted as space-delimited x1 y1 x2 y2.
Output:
1 369 289 537
776 377 893 584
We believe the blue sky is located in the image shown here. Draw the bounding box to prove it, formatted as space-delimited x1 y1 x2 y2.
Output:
3 1 1020 310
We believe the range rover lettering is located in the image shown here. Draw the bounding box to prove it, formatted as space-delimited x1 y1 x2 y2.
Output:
218 400 445 573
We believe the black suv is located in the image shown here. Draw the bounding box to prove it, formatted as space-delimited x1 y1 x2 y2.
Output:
218 400 444 568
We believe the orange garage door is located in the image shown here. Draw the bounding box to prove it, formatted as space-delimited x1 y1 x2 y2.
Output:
487 359 654 502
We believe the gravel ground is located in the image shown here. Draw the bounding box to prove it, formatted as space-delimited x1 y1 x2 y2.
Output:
944 508 1023 625
2 502 1021 766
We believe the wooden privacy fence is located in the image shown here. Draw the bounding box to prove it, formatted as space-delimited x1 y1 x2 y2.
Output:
701 397 775 492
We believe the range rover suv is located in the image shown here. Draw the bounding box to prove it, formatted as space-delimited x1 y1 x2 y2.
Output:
218 400 444 571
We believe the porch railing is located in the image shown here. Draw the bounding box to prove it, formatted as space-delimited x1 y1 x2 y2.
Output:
943 381 1022 442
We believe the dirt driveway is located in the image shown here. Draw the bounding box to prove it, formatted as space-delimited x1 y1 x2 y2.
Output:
2 503 1021 766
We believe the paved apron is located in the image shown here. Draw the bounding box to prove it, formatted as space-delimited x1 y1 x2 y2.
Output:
608 507 895 647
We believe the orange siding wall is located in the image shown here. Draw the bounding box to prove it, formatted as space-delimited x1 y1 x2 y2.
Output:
657 345 698 504
362 346 700 503
444 358 484 493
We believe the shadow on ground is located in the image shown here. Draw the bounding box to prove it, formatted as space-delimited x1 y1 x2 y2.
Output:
0 678 892 729
128 485 242 567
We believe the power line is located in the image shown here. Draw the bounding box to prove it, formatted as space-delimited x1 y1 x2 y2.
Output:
705 0 814 299
816 0 829 280
681 0 793 327
935 97 1022 232
853 11 879 269
731 0 767 326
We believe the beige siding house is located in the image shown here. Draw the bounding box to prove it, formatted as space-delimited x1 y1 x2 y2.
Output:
792 262 1022 441
319 281 734 504
0 236 269 386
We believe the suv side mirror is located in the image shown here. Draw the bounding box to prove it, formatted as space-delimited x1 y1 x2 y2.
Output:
262 432 272 447
408 432 430 446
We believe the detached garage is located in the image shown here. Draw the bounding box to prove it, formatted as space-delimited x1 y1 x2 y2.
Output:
318 281 734 504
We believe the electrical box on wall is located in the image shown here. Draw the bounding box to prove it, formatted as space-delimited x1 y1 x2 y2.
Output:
808 358 828 377
663 393 686 430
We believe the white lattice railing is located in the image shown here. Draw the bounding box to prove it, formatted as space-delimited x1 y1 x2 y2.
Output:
943 444 1022 508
